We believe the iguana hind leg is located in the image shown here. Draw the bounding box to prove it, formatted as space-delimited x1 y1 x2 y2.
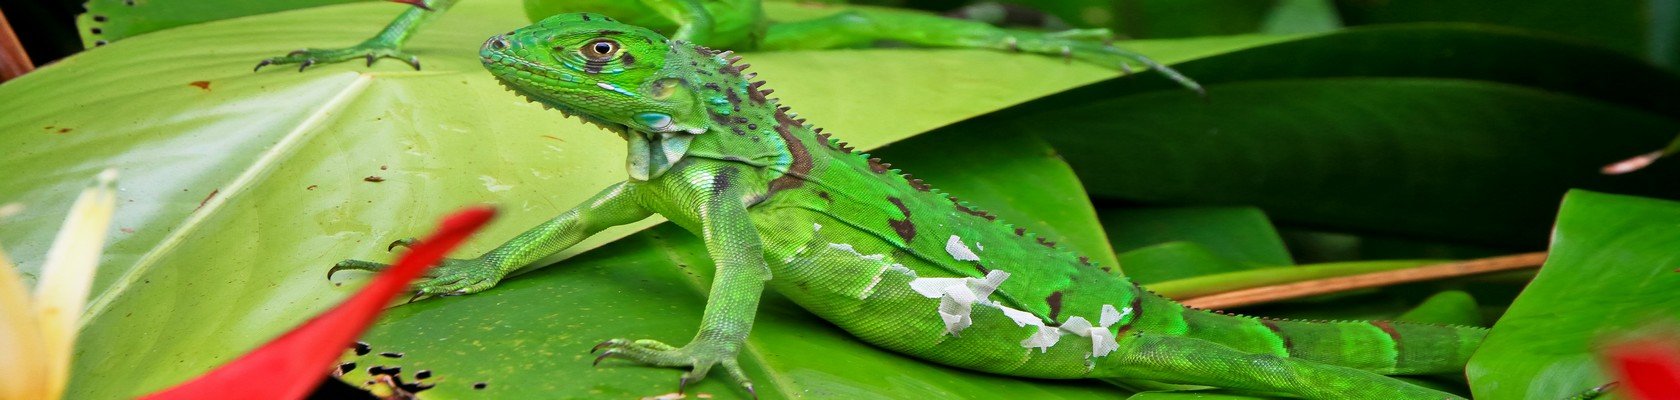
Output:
255 0 460 72
757 8 1203 95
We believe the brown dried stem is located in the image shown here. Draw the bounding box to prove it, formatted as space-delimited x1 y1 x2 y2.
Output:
1180 251 1549 310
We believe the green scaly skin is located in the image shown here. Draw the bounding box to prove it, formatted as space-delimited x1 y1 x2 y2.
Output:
328 14 1481 399
255 0 1202 94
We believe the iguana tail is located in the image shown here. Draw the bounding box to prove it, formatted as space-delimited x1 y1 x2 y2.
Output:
1140 290 1487 375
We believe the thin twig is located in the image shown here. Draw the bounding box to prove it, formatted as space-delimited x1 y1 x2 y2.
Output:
1179 252 1549 310
0 6 34 81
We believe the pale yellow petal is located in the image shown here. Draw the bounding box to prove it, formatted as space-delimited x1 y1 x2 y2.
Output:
0 247 49 400
33 169 118 400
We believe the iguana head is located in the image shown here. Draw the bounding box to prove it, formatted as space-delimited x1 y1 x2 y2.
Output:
482 13 747 181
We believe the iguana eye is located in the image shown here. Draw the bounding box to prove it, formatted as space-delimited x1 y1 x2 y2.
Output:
581 39 620 60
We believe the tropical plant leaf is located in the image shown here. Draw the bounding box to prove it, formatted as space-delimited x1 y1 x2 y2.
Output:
1467 190 1680 398
1332 0 1674 66
1101 206 1307 288
1030 78 1680 246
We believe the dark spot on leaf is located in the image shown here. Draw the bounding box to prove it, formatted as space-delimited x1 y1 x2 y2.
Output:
195 189 219 211
380 352 404 359
354 341 371 356
474 382 488 390
364 176 384 182
90 27 102 35
817 191 831 202
189 80 210 90
92 15 107 22
94 40 107 46
56 128 71 134
368 365 401 376
306 185 318 190
338 362 356 375
416 370 432 380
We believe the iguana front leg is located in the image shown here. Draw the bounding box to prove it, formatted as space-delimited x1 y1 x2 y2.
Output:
593 177 770 396
329 182 651 296
255 0 460 72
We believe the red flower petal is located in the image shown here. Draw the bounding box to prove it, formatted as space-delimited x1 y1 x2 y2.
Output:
1607 338 1680 400
142 207 496 400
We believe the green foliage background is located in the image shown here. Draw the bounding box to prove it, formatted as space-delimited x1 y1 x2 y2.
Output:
2 0 1679 398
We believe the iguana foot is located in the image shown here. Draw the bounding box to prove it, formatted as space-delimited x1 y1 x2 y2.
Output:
591 338 756 398
328 238 503 298
254 42 421 72
1003 29 1205 96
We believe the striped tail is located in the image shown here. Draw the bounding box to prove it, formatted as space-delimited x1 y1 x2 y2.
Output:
1151 294 1488 375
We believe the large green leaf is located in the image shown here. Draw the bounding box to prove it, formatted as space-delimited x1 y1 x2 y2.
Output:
342 130 1126 398
1012 26 1680 248
1467 190 1680 398
1032 77 1680 246
0 0 1213 397
1332 0 1676 67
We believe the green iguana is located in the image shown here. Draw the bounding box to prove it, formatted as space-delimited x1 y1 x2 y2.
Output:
327 13 1484 399
254 0 1202 94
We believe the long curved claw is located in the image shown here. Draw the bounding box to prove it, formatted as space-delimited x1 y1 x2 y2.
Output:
387 237 419 252
592 339 625 353
593 350 617 366
253 59 272 72
328 259 390 280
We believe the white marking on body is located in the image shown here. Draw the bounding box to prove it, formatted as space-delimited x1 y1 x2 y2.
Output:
945 235 981 261
994 304 1062 352
908 270 1009 336
828 243 859 255
813 223 822 232
1051 305 1126 358
859 263 914 299
1022 325 1063 352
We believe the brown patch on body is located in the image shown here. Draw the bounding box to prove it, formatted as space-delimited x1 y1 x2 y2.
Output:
1370 320 1404 353
1045 292 1064 322
766 124 812 194
887 197 916 243
712 167 736 193
1261 319 1294 353
1035 236 1057 248
952 201 996 221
